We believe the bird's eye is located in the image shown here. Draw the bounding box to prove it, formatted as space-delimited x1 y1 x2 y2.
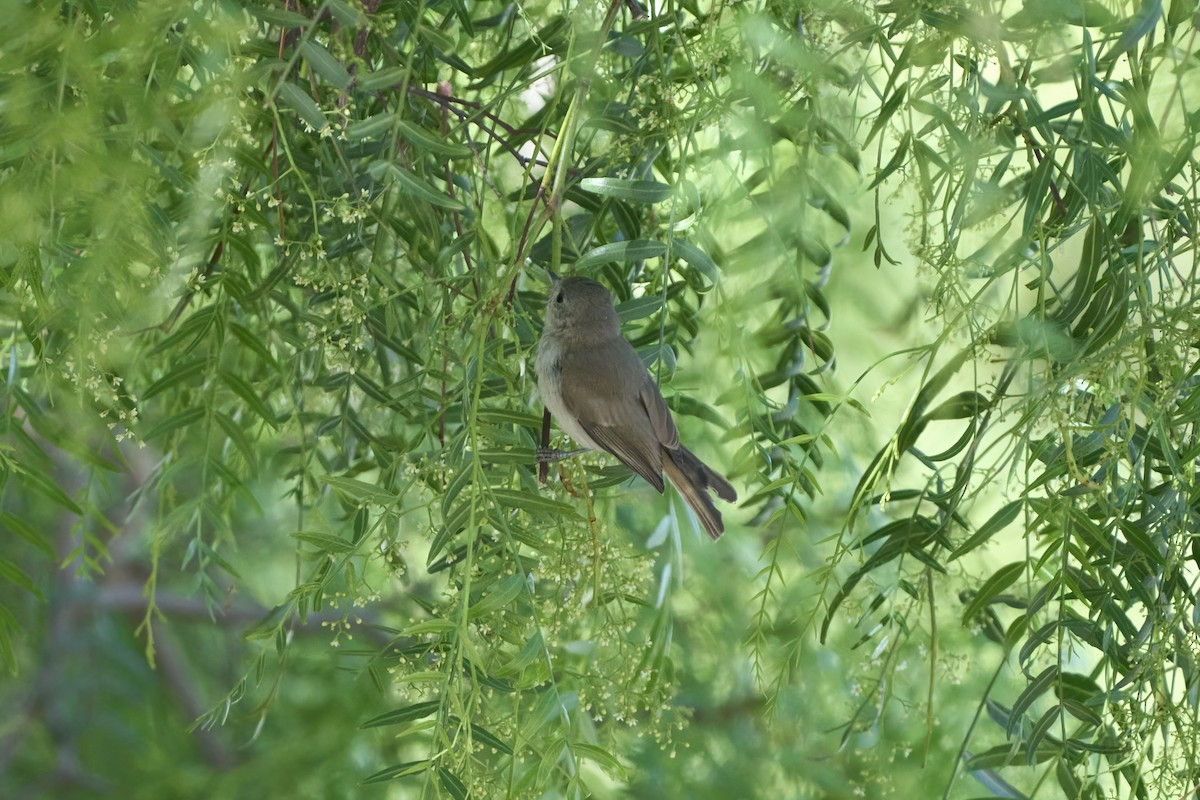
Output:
555 292 564 303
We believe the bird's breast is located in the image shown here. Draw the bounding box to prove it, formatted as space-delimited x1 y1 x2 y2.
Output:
535 337 602 450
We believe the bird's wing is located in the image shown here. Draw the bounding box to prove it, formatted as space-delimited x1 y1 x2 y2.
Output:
638 371 680 450
557 339 668 492
582 422 665 493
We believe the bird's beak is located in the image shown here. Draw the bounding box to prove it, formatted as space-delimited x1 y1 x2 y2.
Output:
547 269 561 283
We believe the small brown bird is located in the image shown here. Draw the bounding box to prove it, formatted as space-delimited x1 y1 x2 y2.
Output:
534 273 737 538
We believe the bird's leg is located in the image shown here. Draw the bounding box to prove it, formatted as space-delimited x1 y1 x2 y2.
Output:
535 447 587 464
535 447 587 495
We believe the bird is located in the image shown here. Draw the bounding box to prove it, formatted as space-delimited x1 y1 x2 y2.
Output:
534 273 737 538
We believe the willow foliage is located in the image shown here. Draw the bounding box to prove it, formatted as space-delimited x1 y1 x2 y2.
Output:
1 0 1198 798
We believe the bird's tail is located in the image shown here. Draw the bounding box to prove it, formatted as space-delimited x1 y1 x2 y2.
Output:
662 446 737 539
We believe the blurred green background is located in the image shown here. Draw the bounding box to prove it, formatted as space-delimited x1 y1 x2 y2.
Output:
3 0 1199 798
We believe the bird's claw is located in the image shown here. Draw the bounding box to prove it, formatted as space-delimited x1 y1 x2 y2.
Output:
535 447 586 464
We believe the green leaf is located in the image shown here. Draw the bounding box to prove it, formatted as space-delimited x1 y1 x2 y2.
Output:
490 489 580 518
298 41 351 89
476 408 543 428
360 701 440 729
579 178 672 203
395 120 473 158
967 742 1056 770
668 394 729 428
924 391 988 420
437 767 469 800
492 631 546 678
389 164 466 210
291 531 356 554
1027 705 1061 763
576 240 667 269
864 81 907 146
229 322 278 368
1022 154 1055 235
325 0 366 26
246 5 312 27
468 574 526 619
1008 666 1058 737
869 132 911 188
961 561 1026 625
416 25 456 53
950 500 1023 560
2 512 56 558
968 763 1032 797
361 760 430 785
213 410 258 467
358 67 409 92
1053 218 1106 325
441 466 474 517
0 603 17 674
398 620 457 637
0 558 44 601
810 180 851 233
322 476 398 504
276 82 328 132
1061 698 1102 726
345 112 398 142
1055 760 1084 798
474 17 567 75
477 448 537 465
141 359 206 400
1054 670 1102 703
671 239 720 283
573 742 627 778
446 0 473 35
143 407 206 442
468 721 514 754
427 505 468 567
615 295 664 323
220 369 278 429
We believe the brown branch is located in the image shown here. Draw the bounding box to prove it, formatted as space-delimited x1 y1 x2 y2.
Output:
539 407 552 484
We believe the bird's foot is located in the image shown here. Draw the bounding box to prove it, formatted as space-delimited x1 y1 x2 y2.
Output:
535 447 586 464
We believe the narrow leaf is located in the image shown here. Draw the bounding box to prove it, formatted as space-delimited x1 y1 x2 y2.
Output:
345 113 398 142
671 239 720 283
1009 666 1059 737
358 67 408 92
469 722 514 755
395 120 473 158
579 178 672 203
291 531 356 554
143 407 206 442
961 561 1026 625
220 370 278 429
326 0 366 26
491 489 579 517
298 41 351 89
389 164 465 210
0 559 44 601
576 240 667 269
615 296 664 323
438 767 469 800
468 574 526 619
323 476 398 504
361 760 430 785
360 700 440 728
276 82 328 132
2 512 56 557
950 500 1023 560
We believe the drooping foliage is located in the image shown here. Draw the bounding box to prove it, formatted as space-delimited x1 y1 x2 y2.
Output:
1 0 1198 798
